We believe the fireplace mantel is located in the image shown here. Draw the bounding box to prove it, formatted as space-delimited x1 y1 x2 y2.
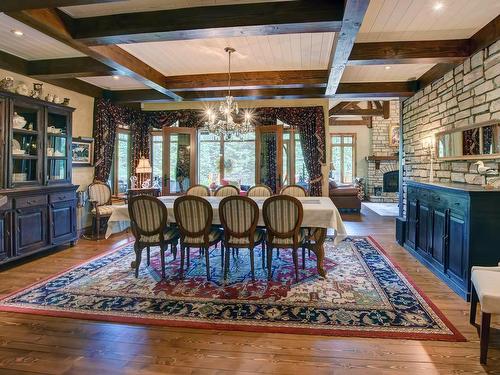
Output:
366 155 398 169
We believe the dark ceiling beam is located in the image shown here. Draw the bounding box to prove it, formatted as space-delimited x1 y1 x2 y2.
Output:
329 100 391 117
469 14 500 55
329 117 372 126
0 50 28 75
325 0 369 96
67 1 344 45
328 101 356 116
349 40 471 65
27 56 116 79
6 8 181 100
417 63 457 89
0 1 119 12
335 82 417 98
166 70 329 91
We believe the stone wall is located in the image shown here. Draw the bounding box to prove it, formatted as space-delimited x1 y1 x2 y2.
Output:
401 40 500 216
366 100 400 202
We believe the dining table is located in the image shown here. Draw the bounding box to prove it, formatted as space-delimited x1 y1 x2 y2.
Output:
104 196 347 277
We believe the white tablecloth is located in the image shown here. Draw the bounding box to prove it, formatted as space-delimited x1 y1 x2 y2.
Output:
105 196 347 241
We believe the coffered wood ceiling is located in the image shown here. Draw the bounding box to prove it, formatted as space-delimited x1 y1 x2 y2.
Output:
0 0 498 103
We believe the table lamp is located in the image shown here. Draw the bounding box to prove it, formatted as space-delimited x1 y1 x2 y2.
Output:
136 156 152 188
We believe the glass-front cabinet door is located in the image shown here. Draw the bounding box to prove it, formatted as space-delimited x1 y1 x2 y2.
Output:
10 99 43 186
256 125 283 193
46 107 71 183
162 127 196 195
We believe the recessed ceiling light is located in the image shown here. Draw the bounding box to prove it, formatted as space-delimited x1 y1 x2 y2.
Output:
433 2 444 11
112 75 120 80
11 29 24 36
385 66 391 70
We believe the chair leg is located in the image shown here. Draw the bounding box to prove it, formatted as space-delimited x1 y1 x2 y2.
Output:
470 284 478 325
160 244 166 279
292 247 299 282
480 312 491 364
187 247 191 267
180 246 185 279
261 242 266 270
171 242 178 260
205 246 211 280
302 246 306 269
224 244 230 281
134 245 142 278
267 244 273 280
220 243 225 269
147 246 151 266
96 216 100 240
275 248 280 259
250 247 255 281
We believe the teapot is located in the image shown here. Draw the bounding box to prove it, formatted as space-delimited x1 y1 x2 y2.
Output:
12 112 27 129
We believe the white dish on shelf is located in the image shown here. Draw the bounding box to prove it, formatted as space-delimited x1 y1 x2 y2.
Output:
13 173 27 182
11 139 25 155
13 112 27 129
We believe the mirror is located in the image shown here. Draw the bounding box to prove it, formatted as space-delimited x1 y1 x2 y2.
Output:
436 120 500 160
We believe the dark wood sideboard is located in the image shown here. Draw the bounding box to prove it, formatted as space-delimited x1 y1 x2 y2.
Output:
0 91 78 265
403 180 500 300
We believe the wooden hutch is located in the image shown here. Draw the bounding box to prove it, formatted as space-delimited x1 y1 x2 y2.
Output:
0 91 78 265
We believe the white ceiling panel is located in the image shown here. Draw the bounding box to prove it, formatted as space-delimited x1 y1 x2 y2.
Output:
357 0 500 42
62 0 288 18
78 76 148 90
341 64 435 82
0 14 85 60
118 33 335 76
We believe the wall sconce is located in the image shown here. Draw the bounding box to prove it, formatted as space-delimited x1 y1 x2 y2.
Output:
422 135 436 182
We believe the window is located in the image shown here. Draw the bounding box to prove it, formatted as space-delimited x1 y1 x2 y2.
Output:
151 131 163 189
331 134 355 184
197 131 255 189
282 127 309 189
113 130 131 194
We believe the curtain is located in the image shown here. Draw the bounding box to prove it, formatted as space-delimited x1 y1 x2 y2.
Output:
93 99 118 182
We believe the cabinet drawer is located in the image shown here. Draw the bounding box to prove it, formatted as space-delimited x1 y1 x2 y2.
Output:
50 191 75 203
15 195 47 209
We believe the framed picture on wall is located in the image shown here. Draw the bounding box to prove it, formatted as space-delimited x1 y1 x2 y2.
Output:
389 125 400 147
72 137 94 167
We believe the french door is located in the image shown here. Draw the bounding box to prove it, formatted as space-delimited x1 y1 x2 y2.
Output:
162 127 196 195
256 125 283 193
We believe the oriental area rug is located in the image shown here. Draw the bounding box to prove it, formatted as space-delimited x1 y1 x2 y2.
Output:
0 237 464 341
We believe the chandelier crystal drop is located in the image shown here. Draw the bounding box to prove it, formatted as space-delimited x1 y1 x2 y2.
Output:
204 47 253 138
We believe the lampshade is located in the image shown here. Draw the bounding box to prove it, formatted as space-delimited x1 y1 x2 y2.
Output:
136 157 152 174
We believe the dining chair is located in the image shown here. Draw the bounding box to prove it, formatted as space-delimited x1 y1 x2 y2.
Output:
128 195 179 279
470 263 500 364
247 184 273 197
280 184 308 197
263 195 306 282
219 196 265 281
174 195 224 280
215 185 240 197
186 184 211 196
88 180 122 240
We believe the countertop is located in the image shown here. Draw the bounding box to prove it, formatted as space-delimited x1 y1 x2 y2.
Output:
406 180 500 193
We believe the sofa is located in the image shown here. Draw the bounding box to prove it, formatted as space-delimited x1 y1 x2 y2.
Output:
329 180 361 212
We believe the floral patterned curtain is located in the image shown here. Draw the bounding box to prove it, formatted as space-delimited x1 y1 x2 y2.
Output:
93 99 118 182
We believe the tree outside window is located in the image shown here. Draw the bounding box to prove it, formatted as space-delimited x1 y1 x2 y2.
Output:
331 134 355 184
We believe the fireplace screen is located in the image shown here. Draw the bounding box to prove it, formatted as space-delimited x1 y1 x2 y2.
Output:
383 170 399 193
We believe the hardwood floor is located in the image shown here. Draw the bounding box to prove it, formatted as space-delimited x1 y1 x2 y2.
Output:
0 208 498 374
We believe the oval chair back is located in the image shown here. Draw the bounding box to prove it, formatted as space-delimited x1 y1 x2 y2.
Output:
128 195 167 243
247 184 273 197
280 184 308 197
263 195 303 244
215 185 240 197
174 195 213 244
186 184 211 197
88 180 112 206
219 196 259 246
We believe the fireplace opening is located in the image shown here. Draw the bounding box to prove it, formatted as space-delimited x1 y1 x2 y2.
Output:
383 170 399 193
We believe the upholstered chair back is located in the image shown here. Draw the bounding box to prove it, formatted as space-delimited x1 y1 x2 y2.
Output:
215 185 240 197
280 185 308 197
174 195 212 239
128 196 167 240
88 181 112 206
263 195 303 238
186 184 211 197
219 196 259 239
247 184 273 197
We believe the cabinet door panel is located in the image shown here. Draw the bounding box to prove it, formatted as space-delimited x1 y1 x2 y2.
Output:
431 209 446 268
447 214 466 282
0 213 7 261
51 200 76 244
417 203 431 254
15 206 48 255
406 199 418 248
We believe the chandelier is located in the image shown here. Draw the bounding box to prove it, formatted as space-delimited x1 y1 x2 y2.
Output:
204 47 253 138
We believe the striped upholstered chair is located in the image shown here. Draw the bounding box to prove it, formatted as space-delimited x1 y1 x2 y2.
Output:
88 180 116 240
263 195 306 282
128 196 179 279
219 196 265 280
186 184 211 197
174 196 224 280
280 184 308 197
215 185 240 197
247 184 273 197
